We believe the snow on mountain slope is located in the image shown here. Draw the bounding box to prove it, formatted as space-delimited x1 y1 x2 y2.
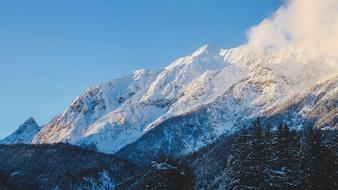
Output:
31 44 338 155
0 118 40 144
263 74 338 129
33 69 160 152
140 45 230 106
116 74 338 165
32 45 250 153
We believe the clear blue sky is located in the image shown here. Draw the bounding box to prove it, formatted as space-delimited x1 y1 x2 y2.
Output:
0 0 282 138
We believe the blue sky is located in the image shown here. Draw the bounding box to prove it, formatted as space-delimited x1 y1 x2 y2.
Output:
0 0 282 138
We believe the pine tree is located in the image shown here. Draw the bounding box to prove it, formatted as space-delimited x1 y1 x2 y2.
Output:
300 127 326 190
262 124 274 189
331 129 338 188
246 118 269 189
275 123 290 168
270 123 298 189
309 129 337 190
311 129 323 189
226 130 250 190
319 142 337 190
226 118 269 190
287 129 301 189
300 127 314 188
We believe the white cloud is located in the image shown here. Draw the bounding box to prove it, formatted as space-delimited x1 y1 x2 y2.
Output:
247 0 338 61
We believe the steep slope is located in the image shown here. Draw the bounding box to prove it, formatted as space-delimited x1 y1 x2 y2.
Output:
116 73 338 165
263 74 338 129
32 45 247 153
32 44 338 159
0 118 40 144
33 69 160 153
0 143 139 190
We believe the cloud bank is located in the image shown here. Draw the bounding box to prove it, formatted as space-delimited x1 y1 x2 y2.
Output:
247 0 338 61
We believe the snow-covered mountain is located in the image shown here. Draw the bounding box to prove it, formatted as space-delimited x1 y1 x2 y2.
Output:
11 44 337 159
0 117 40 144
116 73 338 165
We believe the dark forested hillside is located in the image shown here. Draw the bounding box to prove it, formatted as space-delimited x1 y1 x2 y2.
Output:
0 143 139 190
113 119 338 190
185 120 337 189
116 157 193 190
168 119 337 190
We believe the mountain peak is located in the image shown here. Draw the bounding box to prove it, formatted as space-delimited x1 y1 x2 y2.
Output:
17 117 39 132
192 44 220 57
31 44 338 156
22 117 38 126
0 117 40 144
132 69 156 80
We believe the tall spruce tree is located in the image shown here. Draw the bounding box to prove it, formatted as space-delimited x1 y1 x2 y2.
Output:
246 118 269 189
311 129 323 189
300 127 329 190
331 130 338 188
226 130 250 190
226 118 269 190
305 128 337 190
269 123 296 189
319 142 337 190
287 129 301 189
262 124 274 189
300 127 314 189
275 123 290 168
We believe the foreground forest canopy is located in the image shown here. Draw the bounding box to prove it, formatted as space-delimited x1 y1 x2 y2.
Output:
0 119 336 190
123 120 338 190
226 119 337 190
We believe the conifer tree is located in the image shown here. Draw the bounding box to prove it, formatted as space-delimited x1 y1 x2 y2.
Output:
300 127 322 190
307 129 337 190
275 123 290 168
227 118 269 190
262 124 274 189
246 118 269 189
269 123 295 189
226 130 250 190
318 142 337 190
287 129 301 189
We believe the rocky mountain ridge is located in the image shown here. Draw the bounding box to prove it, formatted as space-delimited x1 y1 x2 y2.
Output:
2 45 337 162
